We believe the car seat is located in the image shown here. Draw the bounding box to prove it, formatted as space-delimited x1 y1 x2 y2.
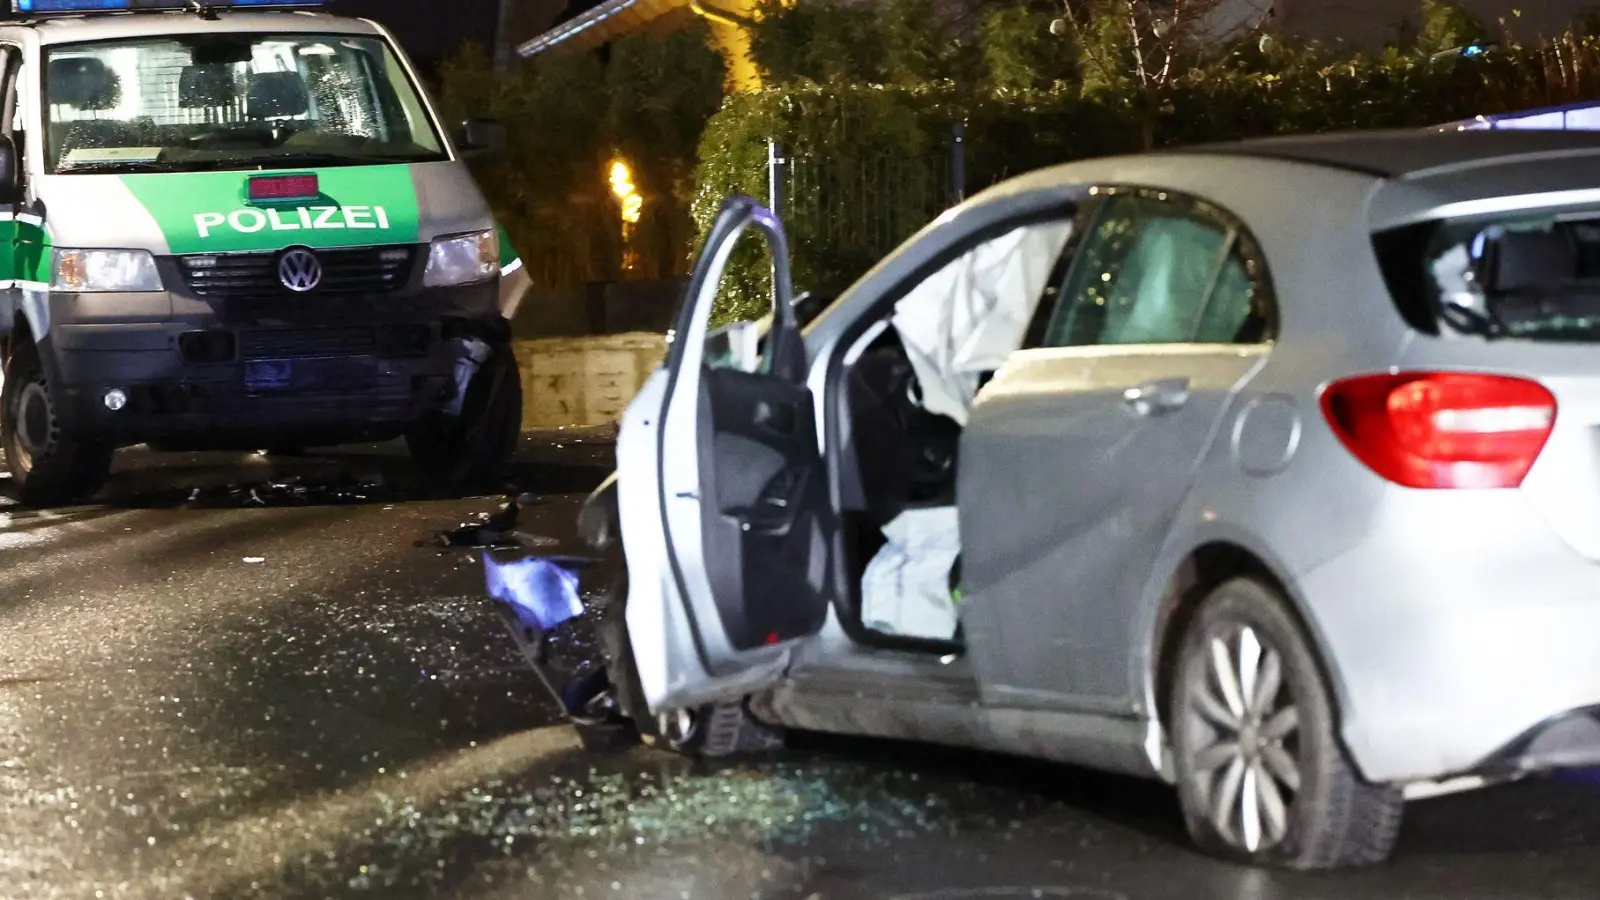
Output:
845 337 961 528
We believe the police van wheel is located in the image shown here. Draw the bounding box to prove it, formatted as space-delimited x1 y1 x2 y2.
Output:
406 342 522 489
1 338 113 507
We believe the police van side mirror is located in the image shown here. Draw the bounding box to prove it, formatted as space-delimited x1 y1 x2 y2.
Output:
0 134 19 206
458 119 507 159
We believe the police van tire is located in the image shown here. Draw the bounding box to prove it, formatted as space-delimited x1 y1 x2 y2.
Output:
406 342 522 488
1 339 113 507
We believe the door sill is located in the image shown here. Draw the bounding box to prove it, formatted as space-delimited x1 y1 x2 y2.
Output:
786 645 978 706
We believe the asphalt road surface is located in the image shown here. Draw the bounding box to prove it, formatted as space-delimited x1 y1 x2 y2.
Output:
1 434 1598 900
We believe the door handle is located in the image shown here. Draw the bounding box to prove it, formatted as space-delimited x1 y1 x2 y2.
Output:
1122 378 1190 416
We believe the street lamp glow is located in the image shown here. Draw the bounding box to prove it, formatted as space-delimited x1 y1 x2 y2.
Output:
607 159 642 224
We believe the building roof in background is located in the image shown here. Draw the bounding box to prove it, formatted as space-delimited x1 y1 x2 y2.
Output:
516 0 685 56
328 0 565 67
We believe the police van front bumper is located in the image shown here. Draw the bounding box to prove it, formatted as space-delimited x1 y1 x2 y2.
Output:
36 276 502 448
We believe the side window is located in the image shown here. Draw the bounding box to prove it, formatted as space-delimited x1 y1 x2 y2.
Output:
1194 232 1263 342
8 70 20 137
2 49 21 179
1043 190 1273 347
1 48 18 138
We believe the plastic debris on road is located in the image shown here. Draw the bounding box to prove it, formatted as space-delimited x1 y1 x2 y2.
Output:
483 554 584 633
424 496 559 550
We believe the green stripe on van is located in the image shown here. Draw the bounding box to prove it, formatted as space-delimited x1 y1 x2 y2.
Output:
120 165 422 255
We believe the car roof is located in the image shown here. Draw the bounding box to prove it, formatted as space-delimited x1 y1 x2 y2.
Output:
957 128 1600 235
12 11 382 46
1157 128 1600 180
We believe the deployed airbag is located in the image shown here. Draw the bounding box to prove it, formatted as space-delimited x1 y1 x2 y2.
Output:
890 221 1073 424
861 505 961 640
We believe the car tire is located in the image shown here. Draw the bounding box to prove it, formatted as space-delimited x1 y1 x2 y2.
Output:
1169 577 1403 870
406 341 522 489
1 338 113 507
598 564 785 759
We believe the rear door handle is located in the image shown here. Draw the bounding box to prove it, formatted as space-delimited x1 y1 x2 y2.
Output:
1122 377 1190 416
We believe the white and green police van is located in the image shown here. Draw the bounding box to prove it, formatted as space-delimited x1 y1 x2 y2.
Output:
0 0 532 507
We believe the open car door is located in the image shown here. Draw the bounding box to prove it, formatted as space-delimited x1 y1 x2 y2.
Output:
617 195 835 714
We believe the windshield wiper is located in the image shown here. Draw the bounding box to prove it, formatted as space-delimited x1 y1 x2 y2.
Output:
56 159 198 174
244 151 440 168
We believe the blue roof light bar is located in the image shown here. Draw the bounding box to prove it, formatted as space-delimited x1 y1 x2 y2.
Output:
12 0 325 13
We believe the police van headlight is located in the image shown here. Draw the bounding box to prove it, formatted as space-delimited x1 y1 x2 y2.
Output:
423 230 498 287
52 249 163 293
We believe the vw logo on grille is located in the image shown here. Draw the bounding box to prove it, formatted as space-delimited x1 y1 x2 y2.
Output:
277 247 323 292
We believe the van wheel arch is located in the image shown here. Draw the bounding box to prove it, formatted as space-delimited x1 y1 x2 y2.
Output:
3 312 28 369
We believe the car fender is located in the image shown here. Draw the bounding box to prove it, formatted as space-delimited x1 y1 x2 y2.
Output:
1130 507 1359 746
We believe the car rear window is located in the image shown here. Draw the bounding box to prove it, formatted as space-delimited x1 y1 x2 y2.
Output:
1374 206 1600 341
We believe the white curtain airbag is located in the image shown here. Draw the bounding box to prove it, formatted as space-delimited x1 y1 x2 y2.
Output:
890 221 1073 424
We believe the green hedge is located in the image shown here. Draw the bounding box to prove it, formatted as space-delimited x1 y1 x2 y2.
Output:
693 5 1600 323
438 0 1600 328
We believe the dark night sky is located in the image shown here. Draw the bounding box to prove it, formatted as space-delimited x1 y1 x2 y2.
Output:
325 0 569 68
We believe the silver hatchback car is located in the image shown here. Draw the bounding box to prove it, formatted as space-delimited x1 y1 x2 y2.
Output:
575 130 1600 870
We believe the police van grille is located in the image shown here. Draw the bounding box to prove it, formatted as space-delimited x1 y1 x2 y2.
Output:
178 247 416 300
239 327 376 360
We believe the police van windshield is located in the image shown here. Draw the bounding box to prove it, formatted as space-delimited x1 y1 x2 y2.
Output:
43 33 448 174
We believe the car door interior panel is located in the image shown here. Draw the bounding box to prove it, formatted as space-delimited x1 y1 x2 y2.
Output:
695 354 834 655
630 194 837 712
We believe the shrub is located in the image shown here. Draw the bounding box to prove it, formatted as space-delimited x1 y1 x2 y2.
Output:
690 1 1600 322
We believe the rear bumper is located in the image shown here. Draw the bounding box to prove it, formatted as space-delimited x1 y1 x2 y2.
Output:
1298 488 1600 784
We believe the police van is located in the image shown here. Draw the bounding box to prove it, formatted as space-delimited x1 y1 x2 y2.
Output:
0 0 532 506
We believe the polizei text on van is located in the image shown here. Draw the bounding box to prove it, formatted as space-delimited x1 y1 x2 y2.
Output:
193 206 394 238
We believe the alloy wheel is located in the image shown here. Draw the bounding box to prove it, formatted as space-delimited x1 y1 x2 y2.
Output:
1181 624 1302 853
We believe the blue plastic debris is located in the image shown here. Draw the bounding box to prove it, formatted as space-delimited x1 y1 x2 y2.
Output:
1558 768 1600 786
483 552 584 631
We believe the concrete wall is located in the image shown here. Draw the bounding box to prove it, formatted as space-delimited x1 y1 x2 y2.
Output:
515 332 668 429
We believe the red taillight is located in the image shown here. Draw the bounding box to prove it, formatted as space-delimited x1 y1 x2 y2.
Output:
248 174 319 202
1320 372 1557 489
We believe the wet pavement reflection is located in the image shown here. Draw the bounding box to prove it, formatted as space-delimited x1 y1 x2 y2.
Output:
0 431 1597 899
